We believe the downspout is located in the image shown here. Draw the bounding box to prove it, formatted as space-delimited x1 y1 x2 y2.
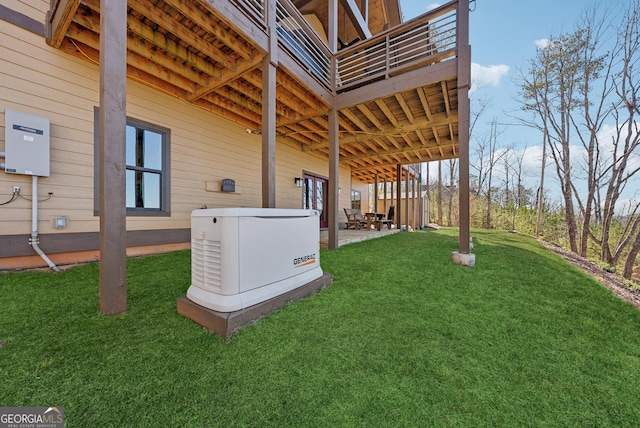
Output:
30 175 60 272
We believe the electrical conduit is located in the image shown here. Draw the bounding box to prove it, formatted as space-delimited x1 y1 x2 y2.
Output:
31 176 60 272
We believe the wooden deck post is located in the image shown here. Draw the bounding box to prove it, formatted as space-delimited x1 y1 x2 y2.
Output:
457 0 471 253
396 164 401 230
99 0 127 315
412 171 417 229
383 179 388 214
374 173 378 213
328 0 339 249
405 168 409 230
328 107 339 249
262 0 277 208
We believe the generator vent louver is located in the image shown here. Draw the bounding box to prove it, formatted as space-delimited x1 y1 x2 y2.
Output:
191 238 222 292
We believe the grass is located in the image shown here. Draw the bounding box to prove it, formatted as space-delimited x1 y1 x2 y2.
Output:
1 228 640 427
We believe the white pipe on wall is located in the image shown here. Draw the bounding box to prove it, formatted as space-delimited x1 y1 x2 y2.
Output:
30 176 60 272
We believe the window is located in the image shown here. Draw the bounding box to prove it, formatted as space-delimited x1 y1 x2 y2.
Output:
94 109 170 216
351 190 361 210
126 124 163 210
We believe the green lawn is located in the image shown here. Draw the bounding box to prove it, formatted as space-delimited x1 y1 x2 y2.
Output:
1 229 639 427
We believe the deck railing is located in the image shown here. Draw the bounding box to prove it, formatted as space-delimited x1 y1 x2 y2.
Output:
228 0 266 31
225 0 457 92
274 0 332 89
336 1 458 91
227 0 332 89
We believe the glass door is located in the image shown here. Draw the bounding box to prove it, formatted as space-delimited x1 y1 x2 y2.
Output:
302 174 328 228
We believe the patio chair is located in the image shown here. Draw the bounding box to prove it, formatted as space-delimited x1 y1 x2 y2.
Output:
344 208 367 229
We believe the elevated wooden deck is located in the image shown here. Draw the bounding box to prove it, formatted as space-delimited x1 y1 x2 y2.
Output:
48 0 467 183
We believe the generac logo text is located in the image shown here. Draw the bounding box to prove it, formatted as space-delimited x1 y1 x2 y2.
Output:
293 254 316 267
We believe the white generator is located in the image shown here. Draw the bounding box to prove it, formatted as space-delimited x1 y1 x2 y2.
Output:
186 208 323 312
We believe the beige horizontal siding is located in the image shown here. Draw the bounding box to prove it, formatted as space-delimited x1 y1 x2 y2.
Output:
1 0 48 23
1 19 364 247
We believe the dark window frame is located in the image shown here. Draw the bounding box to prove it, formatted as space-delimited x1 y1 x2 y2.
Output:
351 190 361 210
93 107 171 217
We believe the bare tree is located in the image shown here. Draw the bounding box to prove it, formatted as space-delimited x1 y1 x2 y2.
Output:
519 2 640 276
520 10 610 254
447 159 458 226
598 1 640 268
504 146 527 230
483 119 507 229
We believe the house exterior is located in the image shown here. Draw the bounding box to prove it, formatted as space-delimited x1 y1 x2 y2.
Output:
0 0 470 281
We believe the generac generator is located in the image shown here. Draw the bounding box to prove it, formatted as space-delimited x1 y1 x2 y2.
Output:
186 208 323 312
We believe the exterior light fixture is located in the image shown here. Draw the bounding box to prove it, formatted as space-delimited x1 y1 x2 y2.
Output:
294 177 304 188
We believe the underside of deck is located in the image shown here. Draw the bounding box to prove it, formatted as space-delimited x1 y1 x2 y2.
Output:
48 0 465 182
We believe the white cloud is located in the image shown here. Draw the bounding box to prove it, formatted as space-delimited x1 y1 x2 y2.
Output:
470 63 510 92
534 38 549 49
427 3 442 10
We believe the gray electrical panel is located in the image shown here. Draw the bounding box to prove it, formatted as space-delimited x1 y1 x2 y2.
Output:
4 109 50 177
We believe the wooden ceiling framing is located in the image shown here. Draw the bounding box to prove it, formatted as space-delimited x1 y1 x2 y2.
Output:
49 0 459 183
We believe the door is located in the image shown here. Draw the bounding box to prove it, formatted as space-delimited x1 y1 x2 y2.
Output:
303 174 328 228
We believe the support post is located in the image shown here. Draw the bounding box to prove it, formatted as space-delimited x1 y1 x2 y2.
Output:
99 0 127 314
412 171 417 230
328 107 339 249
405 169 410 230
373 173 378 213
383 179 388 213
262 0 277 208
328 0 340 249
396 164 401 230
453 0 474 266
426 162 430 225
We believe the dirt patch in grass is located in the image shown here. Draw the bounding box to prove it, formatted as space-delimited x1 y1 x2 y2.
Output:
542 241 640 309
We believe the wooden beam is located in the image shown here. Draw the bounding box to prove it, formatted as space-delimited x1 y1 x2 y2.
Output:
162 0 254 60
341 108 369 131
442 80 451 116
203 92 263 123
308 113 458 150
375 99 399 128
356 104 383 130
341 140 458 162
203 0 269 52
417 87 434 121
277 54 334 105
395 93 415 124
67 23 197 92
126 0 238 69
187 57 262 102
99 0 127 315
47 0 80 47
67 21 206 89
82 0 221 75
243 70 324 112
335 59 457 109
338 0 372 39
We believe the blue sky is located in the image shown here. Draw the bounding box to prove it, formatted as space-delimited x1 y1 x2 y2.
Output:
398 0 599 193
400 0 583 145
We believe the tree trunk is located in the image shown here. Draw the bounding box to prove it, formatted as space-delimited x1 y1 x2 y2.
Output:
623 230 640 279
